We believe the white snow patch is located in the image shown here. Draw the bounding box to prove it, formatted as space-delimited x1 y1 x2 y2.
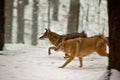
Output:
110 69 120 80
0 44 108 80
98 69 120 80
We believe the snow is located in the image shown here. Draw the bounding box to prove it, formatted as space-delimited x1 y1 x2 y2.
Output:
110 69 120 80
2 0 110 80
98 69 120 80
0 44 108 80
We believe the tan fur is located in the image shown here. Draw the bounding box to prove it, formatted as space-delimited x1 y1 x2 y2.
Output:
39 28 87 58
50 35 108 68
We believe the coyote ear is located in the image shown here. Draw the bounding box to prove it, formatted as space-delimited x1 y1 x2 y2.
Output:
45 28 51 32
45 28 48 32
48 28 51 32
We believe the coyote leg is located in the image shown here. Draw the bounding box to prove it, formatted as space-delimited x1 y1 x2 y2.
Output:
59 53 75 68
78 57 83 67
48 47 56 55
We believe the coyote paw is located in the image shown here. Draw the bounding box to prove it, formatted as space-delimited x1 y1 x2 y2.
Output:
48 52 51 55
64 56 68 59
79 65 83 67
48 50 51 55
58 66 64 68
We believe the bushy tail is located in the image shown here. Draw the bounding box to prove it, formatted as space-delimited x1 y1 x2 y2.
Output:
100 36 109 45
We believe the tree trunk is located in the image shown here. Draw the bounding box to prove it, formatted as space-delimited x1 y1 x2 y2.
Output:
0 0 5 50
48 0 52 28
31 0 39 45
108 0 120 71
51 0 59 21
86 3 89 27
67 0 80 34
5 0 14 43
98 0 120 79
17 0 28 43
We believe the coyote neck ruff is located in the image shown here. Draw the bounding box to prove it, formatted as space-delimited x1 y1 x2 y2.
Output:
48 32 60 46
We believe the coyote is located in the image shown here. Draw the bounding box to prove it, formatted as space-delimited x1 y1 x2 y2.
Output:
49 35 108 68
39 28 87 58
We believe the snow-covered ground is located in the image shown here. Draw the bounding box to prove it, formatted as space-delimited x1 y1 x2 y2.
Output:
0 44 108 80
98 69 120 80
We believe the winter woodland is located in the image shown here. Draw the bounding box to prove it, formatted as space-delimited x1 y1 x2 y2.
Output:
0 0 120 80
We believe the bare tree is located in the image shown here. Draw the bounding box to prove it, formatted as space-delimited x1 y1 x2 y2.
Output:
17 0 28 43
86 3 89 27
5 0 14 43
31 0 39 45
98 0 120 79
51 0 59 21
48 0 52 28
99 0 101 6
48 0 59 28
67 0 80 34
79 3 84 31
108 0 120 71
0 0 5 50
